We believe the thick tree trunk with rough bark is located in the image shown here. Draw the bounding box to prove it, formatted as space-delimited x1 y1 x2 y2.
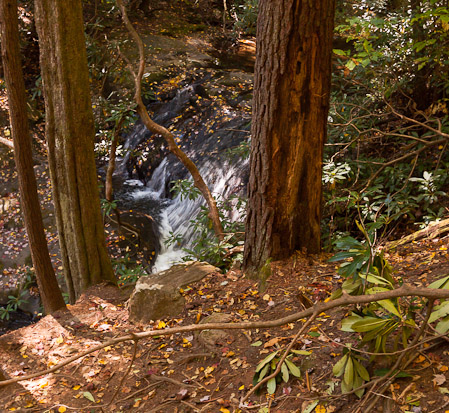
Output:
0 0 66 313
34 0 116 302
244 0 335 277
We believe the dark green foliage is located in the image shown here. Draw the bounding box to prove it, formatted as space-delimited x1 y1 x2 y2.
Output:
231 0 258 36
113 254 147 286
324 1 449 246
0 266 35 320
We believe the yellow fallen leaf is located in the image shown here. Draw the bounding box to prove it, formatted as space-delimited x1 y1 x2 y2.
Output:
58 407 67 413
56 335 64 344
220 408 230 413
157 321 166 329
415 355 426 364
238 385 245 390
316 405 326 413
72 385 81 390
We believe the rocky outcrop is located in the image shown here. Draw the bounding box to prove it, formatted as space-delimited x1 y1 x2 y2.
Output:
128 261 219 323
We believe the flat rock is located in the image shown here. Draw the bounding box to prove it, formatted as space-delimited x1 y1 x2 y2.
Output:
198 312 233 349
128 261 219 323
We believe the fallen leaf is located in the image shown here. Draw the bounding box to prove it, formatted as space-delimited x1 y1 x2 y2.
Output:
433 374 446 386
83 392 95 403
264 337 282 348
177 389 189 400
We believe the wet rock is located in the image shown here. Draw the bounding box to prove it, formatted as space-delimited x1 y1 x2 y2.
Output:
128 261 219 323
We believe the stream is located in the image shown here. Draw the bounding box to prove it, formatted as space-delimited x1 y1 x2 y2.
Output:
113 66 253 272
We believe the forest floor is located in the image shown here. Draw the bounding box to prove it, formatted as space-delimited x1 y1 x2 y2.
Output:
0 239 447 412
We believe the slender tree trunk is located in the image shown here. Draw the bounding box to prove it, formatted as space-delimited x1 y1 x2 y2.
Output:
34 0 116 302
0 0 66 313
243 0 335 277
105 116 125 203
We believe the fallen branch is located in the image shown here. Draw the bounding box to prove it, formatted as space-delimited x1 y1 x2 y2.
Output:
116 0 224 241
150 374 195 388
2 284 449 388
385 217 449 250
0 136 14 149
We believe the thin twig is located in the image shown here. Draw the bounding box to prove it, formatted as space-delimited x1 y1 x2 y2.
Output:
151 374 196 388
108 338 138 405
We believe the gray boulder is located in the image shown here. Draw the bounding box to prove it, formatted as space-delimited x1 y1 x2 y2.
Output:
128 261 219 323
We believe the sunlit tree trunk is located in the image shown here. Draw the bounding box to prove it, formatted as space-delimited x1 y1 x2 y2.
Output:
34 0 115 302
0 0 66 313
243 0 336 278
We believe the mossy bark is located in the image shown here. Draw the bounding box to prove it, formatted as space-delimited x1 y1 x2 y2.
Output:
34 0 115 302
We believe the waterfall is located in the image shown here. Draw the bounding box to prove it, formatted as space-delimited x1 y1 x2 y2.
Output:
126 156 248 272
115 76 251 272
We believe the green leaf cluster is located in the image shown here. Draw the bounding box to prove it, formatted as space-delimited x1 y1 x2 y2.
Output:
333 350 369 397
252 349 308 395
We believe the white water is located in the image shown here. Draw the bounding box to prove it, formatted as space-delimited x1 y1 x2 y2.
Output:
127 157 248 272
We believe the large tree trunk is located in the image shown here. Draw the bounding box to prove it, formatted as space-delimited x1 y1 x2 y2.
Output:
243 0 335 277
34 0 116 302
0 0 66 313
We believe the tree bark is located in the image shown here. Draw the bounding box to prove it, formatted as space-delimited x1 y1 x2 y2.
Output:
34 0 116 302
0 0 66 313
243 0 336 277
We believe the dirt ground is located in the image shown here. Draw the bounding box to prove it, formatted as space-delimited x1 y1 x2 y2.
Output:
0 237 447 412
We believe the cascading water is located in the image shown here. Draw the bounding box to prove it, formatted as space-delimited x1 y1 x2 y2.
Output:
142 156 248 271
115 74 251 272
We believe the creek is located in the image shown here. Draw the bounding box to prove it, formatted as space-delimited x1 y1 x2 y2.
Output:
113 67 253 271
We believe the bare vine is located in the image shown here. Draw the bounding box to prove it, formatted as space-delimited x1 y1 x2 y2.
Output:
115 0 224 240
